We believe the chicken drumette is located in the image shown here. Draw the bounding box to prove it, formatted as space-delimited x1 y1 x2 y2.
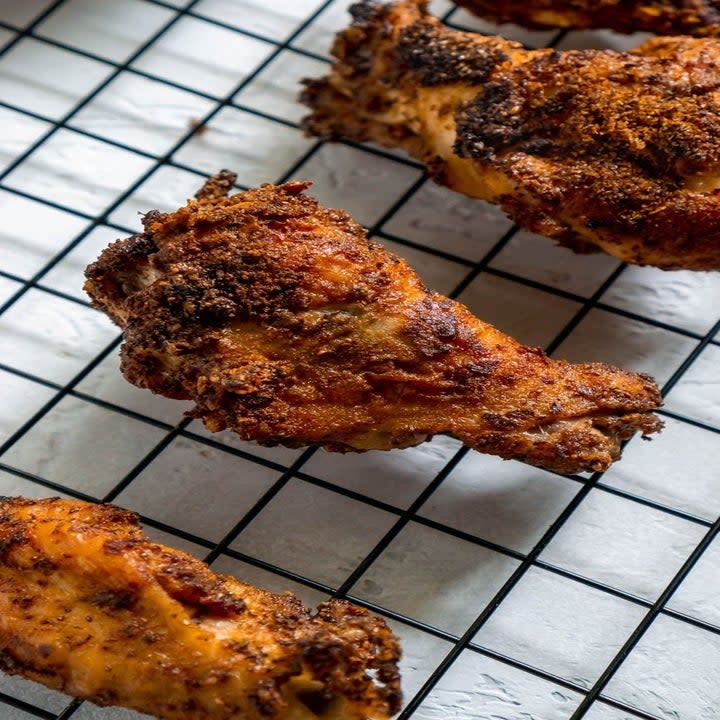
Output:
452 0 720 37
0 496 401 720
302 0 720 270
85 172 661 474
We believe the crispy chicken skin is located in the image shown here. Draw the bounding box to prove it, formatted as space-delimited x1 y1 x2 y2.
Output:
0 496 401 720
301 0 720 270
452 0 720 37
84 172 661 474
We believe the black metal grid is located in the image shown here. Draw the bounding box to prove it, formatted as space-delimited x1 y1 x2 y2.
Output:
0 1 719 719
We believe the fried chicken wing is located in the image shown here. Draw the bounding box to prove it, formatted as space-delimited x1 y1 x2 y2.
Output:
452 0 720 37
84 172 661 474
301 0 720 270
0 496 401 720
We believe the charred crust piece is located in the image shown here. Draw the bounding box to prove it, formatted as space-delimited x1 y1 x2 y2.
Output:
195 169 238 201
84 172 662 474
396 18 509 86
451 0 720 38
301 1 720 270
0 496 402 720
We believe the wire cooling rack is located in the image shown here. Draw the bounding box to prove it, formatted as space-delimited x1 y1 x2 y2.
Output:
1 1 720 719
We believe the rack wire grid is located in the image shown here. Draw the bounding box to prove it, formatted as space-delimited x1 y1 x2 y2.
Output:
0 1 719 719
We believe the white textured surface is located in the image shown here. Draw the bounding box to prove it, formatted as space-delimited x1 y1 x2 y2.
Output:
187 421 306 467
292 2 374 59
601 266 720 335
0 189 88 278
384 180 514 262
416 649 583 719
34 0 175 63
583 702 647 720
232 478 398 587
420 452 579 553
4 129 155 214
352 520 520 634
664 343 720 429
554 308 698 385
0 673 69 717
3 395 167 496
41 226 130 300
0 38 113 119
604 615 720 719
303 435 462 508
0 276 20 305
0 469 71 500
0 370 55 445
390 623 455 701
0 2 718 720
75 350 192 424
0 706 55 720
294 142 423 226
667 534 720 628
109 164 207 228
602 416 720 521
195 0 327 42
541 489 706 601
0 106 51 173
475 567 646 688
172 106 314 186
0 288 119 384
376 235 470 296
490 229 621 297
459 271 582 348
0 1 56 28
131 15 274 97
0 28 16 49
71 72 216 155
116 435 284 542
235 49 330 123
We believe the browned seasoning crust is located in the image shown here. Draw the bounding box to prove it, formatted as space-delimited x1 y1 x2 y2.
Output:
452 0 720 37
0 496 401 720
301 0 720 270
85 172 661 474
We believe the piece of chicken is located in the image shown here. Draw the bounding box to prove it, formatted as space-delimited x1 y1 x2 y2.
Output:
301 0 720 270
452 0 720 37
84 171 661 474
0 496 401 720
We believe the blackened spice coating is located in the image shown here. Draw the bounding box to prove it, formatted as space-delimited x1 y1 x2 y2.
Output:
454 48 720 177
85 172 661 474
302 0 720 270
397 20 509 85
0 496 402 720
452 0 720 37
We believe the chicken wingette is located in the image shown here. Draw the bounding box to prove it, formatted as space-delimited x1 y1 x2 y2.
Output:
84 171 661 474
0 496 401 720
452 0 720 37
302 0 720 270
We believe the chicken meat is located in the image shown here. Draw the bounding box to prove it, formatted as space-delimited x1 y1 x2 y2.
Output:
0 496 401 720
84 172 661 474
302 0 720 270
452 0 720 37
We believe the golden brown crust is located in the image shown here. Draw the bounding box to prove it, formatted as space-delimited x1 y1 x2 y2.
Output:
84 173 661 474
0 496 401 720
301 1 720 270
452 0 720 37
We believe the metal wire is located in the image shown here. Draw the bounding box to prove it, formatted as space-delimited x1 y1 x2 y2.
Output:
0 2 719 719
